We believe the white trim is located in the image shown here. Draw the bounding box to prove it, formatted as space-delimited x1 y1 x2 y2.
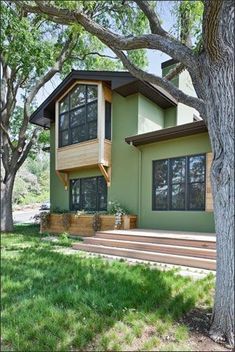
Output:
57 80 100 103
98 83 105 164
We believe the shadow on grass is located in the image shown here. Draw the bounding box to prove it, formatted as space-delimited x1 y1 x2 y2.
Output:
1 225 214 351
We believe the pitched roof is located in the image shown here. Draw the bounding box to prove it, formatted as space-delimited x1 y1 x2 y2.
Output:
30 70 177 128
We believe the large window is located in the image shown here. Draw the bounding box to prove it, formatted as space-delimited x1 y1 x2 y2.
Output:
59 84 98 147
152 154 205 211
70 176 107 211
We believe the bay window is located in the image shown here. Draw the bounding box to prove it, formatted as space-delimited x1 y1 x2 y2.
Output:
59 84 98 147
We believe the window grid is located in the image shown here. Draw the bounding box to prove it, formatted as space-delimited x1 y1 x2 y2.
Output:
152 154 206 211
59 85 98 147
70 176 107 212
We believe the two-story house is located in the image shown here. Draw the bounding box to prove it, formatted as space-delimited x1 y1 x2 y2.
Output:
30 59 215 234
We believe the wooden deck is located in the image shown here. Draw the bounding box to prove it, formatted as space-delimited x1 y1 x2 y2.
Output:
73 228 216 270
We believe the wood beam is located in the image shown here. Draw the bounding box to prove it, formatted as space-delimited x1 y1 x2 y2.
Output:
56 171 69 190
98 163 111 187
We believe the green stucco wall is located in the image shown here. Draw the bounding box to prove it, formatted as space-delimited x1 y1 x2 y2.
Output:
50 123 69 211
138 132 215 232
162 64 199 125
107 93 140 214
164 107 177 128
138 94 164 133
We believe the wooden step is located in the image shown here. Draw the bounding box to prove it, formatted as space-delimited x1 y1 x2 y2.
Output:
84 238 216 259
96 232 216 250
73 243 216 270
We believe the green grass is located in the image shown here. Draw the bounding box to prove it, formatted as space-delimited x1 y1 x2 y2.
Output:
1 224 215 351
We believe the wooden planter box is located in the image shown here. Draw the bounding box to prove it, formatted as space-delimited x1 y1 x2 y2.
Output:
40 213 137 237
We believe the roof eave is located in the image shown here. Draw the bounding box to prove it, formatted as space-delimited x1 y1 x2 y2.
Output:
125 121 207 146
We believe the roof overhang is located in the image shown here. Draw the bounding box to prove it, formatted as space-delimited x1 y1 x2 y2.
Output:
125 120 207 146
30 70 177 128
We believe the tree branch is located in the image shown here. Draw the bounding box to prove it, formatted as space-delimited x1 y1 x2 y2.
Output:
71 51 118 61
112 49 206 116
0 123 15 151
16 128 40 170
15 1 197 68
1 143 10 177
133 0 167 36
27 32 79 107
164 62 186 81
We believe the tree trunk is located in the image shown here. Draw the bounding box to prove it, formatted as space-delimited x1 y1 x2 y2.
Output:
199 57 234 346
1 173 15 232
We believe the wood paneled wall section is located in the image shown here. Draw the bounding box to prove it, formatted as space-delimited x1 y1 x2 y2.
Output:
104 140 112 166
56 139 99 171
206 152 213 211
103 83 112 103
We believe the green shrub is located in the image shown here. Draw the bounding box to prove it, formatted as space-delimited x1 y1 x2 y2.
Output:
58 232 72 247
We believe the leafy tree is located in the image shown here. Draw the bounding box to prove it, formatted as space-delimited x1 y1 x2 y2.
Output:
0 1 147 232
13 155 49 205
15 0 235 346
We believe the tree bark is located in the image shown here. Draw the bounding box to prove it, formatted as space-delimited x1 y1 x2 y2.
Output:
197 56 234 346
1 172 16 232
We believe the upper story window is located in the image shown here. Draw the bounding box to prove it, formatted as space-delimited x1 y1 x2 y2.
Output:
152 154 206 211
59 84 98 147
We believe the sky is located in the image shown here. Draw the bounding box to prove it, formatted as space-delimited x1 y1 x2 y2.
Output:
22 1 176 107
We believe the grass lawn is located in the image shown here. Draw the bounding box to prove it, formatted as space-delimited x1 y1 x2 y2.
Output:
1 224 215 351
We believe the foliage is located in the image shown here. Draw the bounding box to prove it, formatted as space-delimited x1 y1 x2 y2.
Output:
172 0 204 51
108 201 129 228
50 207 71 214
92 213 102 232
58 232 72 246
39 212 51 228
108 201 129 215
13 152 49 205
61 213 71 230
9 106 50 159
1 224 215 351
13 171 39 205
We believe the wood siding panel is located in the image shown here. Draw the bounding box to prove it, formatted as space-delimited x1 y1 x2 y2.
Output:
56 140 99 171
103 83 112 103
206 152 213 211
104 140 112 166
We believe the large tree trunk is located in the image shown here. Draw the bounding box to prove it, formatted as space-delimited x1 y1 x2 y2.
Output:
200 57 234 346
1 173 15 232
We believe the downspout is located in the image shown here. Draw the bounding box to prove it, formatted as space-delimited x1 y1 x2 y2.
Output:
138 147 142 227
130 141 142 227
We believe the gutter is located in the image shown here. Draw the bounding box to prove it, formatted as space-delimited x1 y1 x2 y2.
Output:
125 121 207 147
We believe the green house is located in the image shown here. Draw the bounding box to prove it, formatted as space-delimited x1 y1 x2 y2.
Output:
30 59 215 233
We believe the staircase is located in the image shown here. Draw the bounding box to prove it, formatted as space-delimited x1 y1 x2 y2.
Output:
73 229 216 270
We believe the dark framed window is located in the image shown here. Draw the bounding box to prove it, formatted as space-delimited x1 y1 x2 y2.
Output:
70 176 107 211
59 84 98 147
152 154 205 211
105 101 112 140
